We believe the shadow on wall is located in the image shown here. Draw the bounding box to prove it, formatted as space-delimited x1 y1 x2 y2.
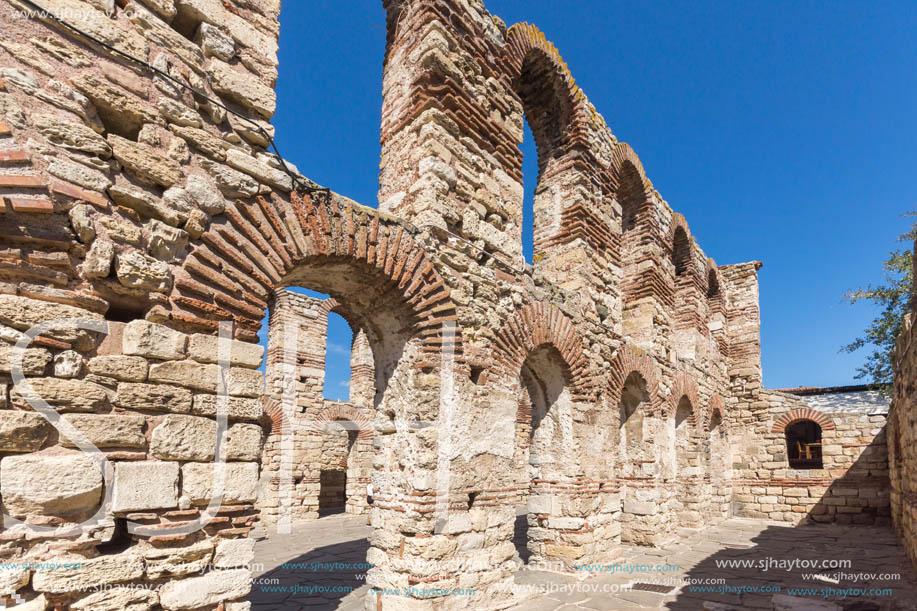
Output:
806 428 890 526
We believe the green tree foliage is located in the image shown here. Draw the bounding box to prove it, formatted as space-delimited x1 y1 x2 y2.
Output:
842 214 916 394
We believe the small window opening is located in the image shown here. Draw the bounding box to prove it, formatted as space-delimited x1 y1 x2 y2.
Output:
467 491 479 509
469 366 485 385
785 420 823 469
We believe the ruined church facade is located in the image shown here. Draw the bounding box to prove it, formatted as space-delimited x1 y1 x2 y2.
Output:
0 0 897 609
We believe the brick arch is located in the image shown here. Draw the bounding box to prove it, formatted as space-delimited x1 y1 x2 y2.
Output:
705 258 723 297
263 398 374 439
608 142 653 196
491 302 594 399
168 191 461 367
771 408 835 434
700 394 727 432
667 213 698 275
607 344 662 414
666 371 700 421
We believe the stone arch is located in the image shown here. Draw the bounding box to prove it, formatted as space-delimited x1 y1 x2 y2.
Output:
607 344 662 414
705 258 723 298
771 408 835 433
491 302 594 399
312 404 374 441
168 191 461 367
665 371 700 421
699 394 727 432
609 142 653 201
667 214 696 276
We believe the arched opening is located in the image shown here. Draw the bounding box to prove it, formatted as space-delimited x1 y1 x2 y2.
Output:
707 268 720 299
785 419 823 469
513 49 573 266
513 345 572 565
318 420 359 516
673 226 691 278
619 162 646 237
619 372 649 461
674 397 693 476
323 311 353 401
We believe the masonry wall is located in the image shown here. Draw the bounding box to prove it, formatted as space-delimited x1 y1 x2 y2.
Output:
0 0 280 608
893 303 917 569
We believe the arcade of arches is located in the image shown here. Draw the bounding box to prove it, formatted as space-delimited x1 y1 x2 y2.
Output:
0 0 908 609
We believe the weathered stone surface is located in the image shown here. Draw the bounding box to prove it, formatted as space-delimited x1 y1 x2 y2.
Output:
99 217 142 245
31 552 143 592
112 460 179 512
0 295 104 349
150 414 215 461
225 148 291 191
158 568 250 610
115 251 172 292
31 113 111 157
126 2 205 69
5 594 47 611
0 564 30 593
108 134 182 188
170 125 227 161
0 343 52 376
71 588 158 611
143 539 213 579
60 414 146 449
10 377 109 412
47 157 112 192
115 382 192 413
82 239 115 279
185 174 225 214
0 411 51 452
157 98 202 127
213 537 255 568
200 158 258 198
226 423 262 461
181 461 258 503
229 368 263 398
108 184 182 226
188 334 264 368
149 360 217 392
136 0 176 21
71 73 159 138
0 453 102 517
207 59 276 119
53 350 83 378
20 0 149 58
0 38 56 76
88 355 148 381
191 394 262 421
149 219 189 261
176 0 278 53
69 204 96 243
197 22 235 61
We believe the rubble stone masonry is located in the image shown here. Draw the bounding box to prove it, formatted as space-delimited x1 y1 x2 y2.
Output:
0 0 896 609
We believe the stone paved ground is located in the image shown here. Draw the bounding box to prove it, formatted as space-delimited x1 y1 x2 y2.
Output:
251 513 917 610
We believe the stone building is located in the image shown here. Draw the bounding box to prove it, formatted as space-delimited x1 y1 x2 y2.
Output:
0 0 900 609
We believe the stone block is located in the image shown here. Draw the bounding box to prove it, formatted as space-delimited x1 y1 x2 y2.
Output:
10 377 109 412
213 537 255 568
115 382 193 413
112 460 179 512
60 414 146 449
151 414 216 461
207 59 276 119
0 343 51 376
115 251 172 293
158 568 250 610
71 588 158 611
32 552 143 592
0 295 104 349
108 134 181 187
192 394 262 421
0 453 102 517
123 320 187 360
188 334 264 368
181 462 258 504
144 539 214 579
88 355 148 381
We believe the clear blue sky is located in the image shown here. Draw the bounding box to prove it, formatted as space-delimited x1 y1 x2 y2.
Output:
265 0 917 393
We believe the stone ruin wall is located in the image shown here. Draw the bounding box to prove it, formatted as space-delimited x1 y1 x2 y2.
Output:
0 0 899 609
892 247 917 569
261 289 375 523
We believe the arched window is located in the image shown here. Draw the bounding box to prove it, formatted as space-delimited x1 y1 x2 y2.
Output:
673 226 691 277
619 162 645 235
785 420 823 469
674 397 693 476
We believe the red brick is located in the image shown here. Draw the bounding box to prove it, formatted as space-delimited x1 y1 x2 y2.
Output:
0 175 46 189
49 181 108 209
0 121 10 137
7 198 54 214
0 150 29 164
0 78 5 92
